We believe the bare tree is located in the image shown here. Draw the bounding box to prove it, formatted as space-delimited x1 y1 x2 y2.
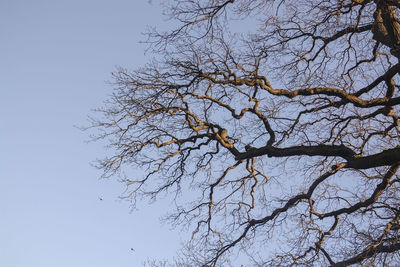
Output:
90 0 400 266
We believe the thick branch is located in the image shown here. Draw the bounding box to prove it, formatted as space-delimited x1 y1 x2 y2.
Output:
236 144 400 169
332 242 400 266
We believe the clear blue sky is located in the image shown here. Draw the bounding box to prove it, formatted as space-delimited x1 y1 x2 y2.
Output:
0 1 182 266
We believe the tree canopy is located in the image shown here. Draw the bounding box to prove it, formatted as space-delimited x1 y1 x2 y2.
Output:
91 0 400 266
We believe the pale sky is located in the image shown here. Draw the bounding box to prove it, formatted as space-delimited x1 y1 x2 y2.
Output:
0 1 183 266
